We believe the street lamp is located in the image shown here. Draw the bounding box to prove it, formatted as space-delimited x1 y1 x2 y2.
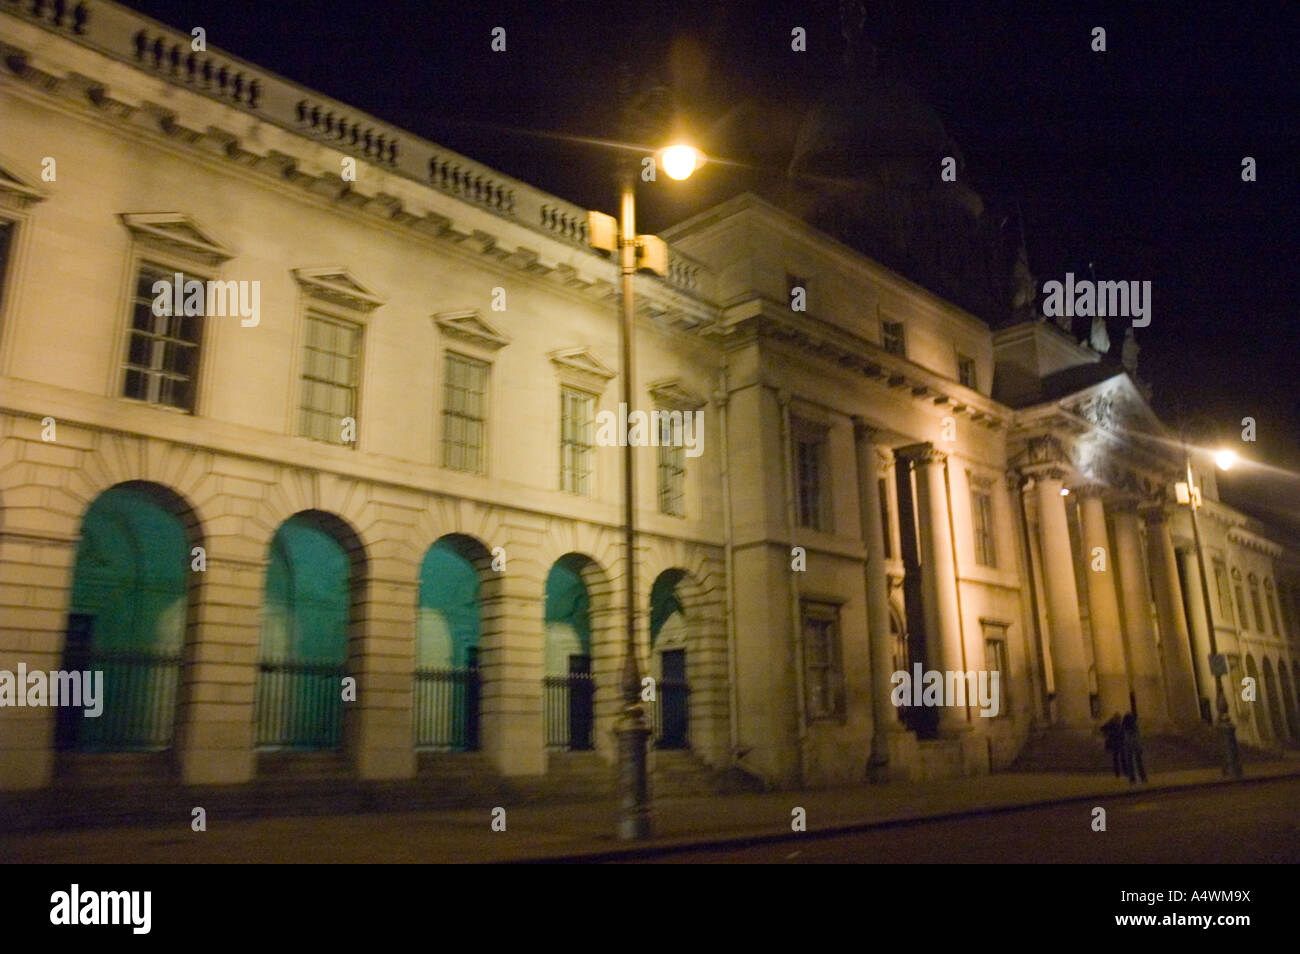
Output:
589 138 699 840
1178 444 1243 778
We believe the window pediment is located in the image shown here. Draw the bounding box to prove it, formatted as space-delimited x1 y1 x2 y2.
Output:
434 310 509 351
0 162 46 210
119 213 234 265
291 266 384 313
549 347 616 392
648 378 706 410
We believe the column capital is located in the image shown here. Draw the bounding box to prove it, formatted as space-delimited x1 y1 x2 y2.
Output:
896 441 945 466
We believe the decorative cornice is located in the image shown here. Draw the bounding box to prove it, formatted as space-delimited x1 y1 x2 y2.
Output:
291 266 385 313
433 310 509 351
897 442 946 466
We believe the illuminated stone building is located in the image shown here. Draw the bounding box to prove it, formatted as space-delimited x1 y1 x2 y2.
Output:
0 1 1296 804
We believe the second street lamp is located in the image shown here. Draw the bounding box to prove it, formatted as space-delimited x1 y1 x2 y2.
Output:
590 142 699 840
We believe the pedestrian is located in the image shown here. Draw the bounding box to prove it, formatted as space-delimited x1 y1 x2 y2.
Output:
1122 711 1147 783
1100 713 1124 777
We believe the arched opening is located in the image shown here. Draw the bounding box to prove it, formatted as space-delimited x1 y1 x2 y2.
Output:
1277 662 1299 741
254 511 362 751
415 535 487 752
1262 657 1286 743
60 482 197 751
1245 654 1268 742
650 569 689 750
543 554 595 751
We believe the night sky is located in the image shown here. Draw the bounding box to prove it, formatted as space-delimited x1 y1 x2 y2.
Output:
123 0 1300 533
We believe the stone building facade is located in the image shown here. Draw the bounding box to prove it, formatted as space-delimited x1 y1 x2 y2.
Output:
1 1 1297 799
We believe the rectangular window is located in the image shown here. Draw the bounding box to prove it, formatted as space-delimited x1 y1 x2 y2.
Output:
122 262 206 412
984 633 1010 717
0 220 13 314
560 386 595 495
878 477 892 560
1235 585 1249 630
441 352 489 474
882 320 906 357
958 354 977 389
801 601 843 720
657 431 686 517
299 311 361 444
971 489 996 568
1266 590 1280 636
793 420 828 531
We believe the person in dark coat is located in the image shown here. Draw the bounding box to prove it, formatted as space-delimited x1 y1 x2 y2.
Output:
1100 714 1125 777
1122 712 1147 783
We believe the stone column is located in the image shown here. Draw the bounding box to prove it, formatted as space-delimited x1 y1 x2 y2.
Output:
1143 508 1201 726
176 555 263 785
1033 471 1092 726
1176 547 1215 720
481 565 547 776
1078 488 1130 718
348 572 419 780
1111 503 1168 729
903 444 967 733
855 421 901 777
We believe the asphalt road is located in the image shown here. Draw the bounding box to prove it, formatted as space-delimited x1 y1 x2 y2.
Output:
629 776 1300 863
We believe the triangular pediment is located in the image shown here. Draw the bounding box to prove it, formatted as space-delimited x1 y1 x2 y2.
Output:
119 213 234 265
433 310 510 351
1058 372 1167 441
549 347 617 391
648 378 706 410
291 266 385 313
0 161 46 209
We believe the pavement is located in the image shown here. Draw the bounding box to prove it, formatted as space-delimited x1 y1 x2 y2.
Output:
5 757 1299 863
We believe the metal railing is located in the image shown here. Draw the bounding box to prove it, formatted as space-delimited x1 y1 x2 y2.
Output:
254 660 345 749
55 649 180 752
544 672 595 750
414 666 480 751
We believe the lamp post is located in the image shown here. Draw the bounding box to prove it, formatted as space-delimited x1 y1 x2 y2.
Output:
591 124 698 840
1179 444 1243 778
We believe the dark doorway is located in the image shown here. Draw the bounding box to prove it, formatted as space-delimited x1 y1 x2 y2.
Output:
657 648 689 749
568 654 594 750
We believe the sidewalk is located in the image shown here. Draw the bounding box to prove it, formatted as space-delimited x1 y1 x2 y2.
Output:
5 759 1299 863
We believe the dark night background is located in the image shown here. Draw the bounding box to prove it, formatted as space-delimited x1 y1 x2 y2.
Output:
124 0 1300 534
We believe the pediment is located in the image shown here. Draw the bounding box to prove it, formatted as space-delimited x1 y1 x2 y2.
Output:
433 310 509 351
1061 374 1167 441
648 378 706 410
291 266 385 313
0 161 46 210
549 347 617 391
119 213 234 265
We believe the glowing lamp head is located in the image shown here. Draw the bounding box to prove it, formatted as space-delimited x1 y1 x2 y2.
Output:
1215 449 1237 471
1060 487 1070 497
660 144 699 181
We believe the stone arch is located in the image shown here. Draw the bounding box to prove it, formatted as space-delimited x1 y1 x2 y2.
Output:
254 509 368 753
61 480 205 753
1277 661 1299 741
413 533 497 751
1262 657 1286 743
649 568 691 750
542 551 613 753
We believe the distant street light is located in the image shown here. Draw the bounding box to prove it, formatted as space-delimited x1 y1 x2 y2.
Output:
1215 449 1237 471
659 144 700 181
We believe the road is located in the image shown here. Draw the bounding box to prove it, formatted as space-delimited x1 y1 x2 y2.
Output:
630 776 1300 863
